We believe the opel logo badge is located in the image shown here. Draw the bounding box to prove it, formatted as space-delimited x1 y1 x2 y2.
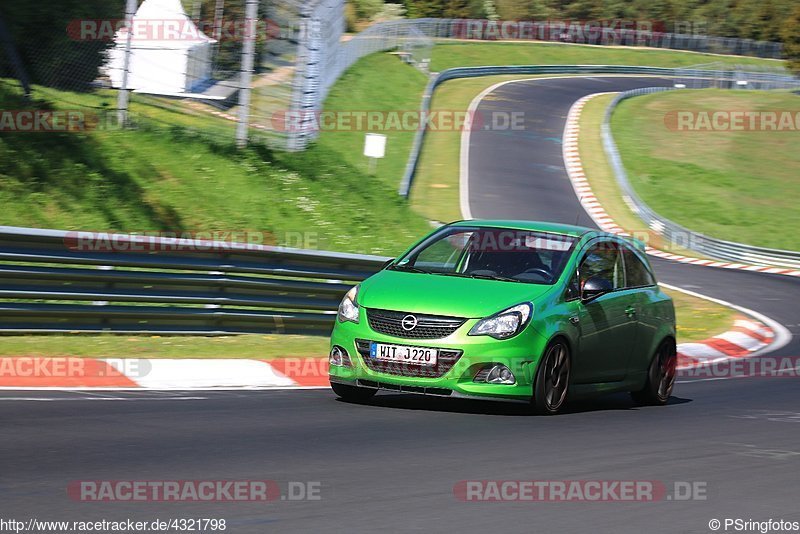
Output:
401 314 418 331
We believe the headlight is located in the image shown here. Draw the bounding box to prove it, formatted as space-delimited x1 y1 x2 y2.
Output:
468 303 533 339
337 285 360 324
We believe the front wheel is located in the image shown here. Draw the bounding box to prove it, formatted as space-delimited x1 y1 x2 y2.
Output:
631 341 676 406
331 381 376 403
531 340 571 415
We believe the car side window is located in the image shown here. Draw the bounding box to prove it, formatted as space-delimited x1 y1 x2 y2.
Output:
622 245 656 288
579 241 623 290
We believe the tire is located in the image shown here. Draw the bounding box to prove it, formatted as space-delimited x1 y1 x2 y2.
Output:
531 340 571 415
631 340 676 406
330 381 376 403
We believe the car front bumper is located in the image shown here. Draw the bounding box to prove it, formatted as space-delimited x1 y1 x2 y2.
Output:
328 318 551 402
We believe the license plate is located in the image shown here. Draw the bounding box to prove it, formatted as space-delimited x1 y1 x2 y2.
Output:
370 343 438 366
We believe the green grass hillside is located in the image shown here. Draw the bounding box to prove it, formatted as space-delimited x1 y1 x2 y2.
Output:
611 89 800 250
0 82 430 255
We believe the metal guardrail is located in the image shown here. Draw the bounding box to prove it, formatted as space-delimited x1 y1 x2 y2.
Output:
398 64 800 197
0 226 388 335
601 88 800 270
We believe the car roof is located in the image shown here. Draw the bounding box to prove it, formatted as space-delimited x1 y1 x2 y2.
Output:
449 219 605 238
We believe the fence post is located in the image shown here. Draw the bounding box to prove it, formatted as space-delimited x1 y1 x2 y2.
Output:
116 0 138 126
235 0 258 149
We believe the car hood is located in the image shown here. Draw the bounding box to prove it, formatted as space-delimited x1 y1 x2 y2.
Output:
357 270 555 318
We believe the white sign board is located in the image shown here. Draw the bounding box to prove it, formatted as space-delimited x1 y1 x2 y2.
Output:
363 133 387 159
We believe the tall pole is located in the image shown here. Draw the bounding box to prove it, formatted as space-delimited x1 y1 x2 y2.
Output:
116 0 137 126
192 1 202 24
212 0 225 42
236 0 258 148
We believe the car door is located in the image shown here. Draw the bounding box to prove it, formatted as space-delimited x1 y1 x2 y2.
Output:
620 244 660 374
571 240 639 383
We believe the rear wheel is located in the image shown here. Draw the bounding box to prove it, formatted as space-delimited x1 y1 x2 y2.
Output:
631 341 676 406
331 382 376 403
531 340 571 415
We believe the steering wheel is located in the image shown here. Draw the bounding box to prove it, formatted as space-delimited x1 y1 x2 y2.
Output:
521 267 552 281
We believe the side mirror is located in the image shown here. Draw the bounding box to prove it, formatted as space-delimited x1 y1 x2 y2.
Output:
581 275 613 302
381 258 395 269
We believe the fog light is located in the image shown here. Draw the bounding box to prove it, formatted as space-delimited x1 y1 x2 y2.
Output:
485 364 516 385
329 346 351 367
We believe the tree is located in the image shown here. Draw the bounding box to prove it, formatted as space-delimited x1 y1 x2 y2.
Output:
352 0 385 20
781 4 800 74
494 0 553 20
0 0 123 91
404 0 484 18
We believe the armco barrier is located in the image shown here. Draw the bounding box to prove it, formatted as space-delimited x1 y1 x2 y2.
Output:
602 88 800 269
0 226 388 335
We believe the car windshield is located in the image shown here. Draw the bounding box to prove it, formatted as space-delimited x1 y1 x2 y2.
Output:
389 226 577 285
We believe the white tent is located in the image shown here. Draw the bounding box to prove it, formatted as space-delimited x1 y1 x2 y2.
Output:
105 0 217 95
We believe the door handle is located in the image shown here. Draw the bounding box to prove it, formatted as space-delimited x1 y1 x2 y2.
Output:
625 306 636 318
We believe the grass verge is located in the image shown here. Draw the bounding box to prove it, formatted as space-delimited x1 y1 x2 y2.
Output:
430 41 781 72
315 53 429 191
668 288 737 343
611 89 800 250
0 334 329 359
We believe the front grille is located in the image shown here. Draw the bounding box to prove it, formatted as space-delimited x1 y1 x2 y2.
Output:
355 339 463 378
366 308 466 339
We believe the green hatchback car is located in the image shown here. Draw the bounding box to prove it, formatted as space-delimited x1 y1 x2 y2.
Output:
329 220 677 414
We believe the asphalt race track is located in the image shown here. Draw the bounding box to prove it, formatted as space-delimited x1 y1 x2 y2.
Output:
2 77 799 534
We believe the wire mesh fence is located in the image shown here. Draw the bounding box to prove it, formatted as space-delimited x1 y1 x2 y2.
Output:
402 18 786 59
0 0 303 147
0 4 796 151
673 62 800 90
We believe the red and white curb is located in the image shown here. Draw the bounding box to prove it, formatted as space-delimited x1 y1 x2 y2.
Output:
0 311 784 389
562 93 800 278
676 317 775 369
0 358 329 390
